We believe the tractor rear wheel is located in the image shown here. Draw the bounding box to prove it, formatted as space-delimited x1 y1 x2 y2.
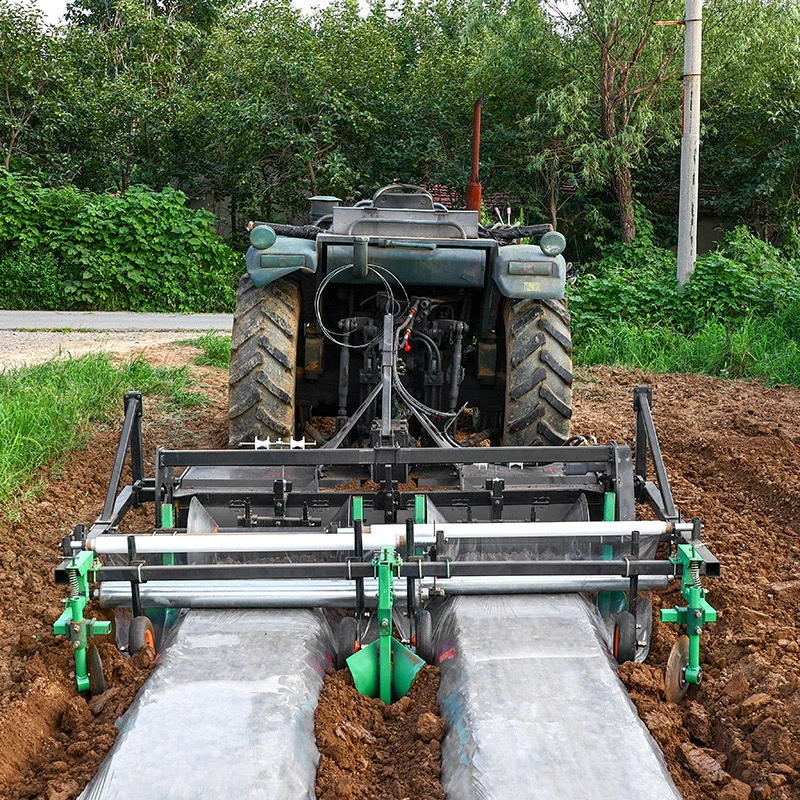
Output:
502 297 573 447
228 275 300 447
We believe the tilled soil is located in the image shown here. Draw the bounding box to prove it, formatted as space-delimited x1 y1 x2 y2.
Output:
574 367 800 800
1 355 799 799
0 346 227 800
315 666 445 800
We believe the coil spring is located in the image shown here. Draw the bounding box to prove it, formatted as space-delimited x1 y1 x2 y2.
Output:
690 561 701 588
68 568 80 597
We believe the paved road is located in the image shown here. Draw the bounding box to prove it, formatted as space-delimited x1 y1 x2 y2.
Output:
0 311 233 331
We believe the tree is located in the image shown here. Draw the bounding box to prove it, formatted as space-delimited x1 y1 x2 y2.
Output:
540 0 684 241
0 1 57 169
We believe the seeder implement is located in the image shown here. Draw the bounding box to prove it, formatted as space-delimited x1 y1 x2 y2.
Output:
54 385 718 705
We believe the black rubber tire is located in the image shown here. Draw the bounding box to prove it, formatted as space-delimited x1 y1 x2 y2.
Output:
228 275 300 447
613 611 638 664
129 615 155 655
415 609 434 664
86 643 106 696
502 297 573 446
335 617 358 669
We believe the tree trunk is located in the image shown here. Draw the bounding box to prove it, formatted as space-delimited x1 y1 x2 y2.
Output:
616 163 636 242
599 46 636 242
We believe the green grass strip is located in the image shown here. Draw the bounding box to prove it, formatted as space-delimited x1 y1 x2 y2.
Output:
0 353 205 506
179 332 231 369
575 313 800 385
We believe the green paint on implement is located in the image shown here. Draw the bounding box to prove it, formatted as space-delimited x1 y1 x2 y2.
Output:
660 543 717 685
347 546 424 704
414 494 426 524
53 550 111 693
160 504 175 564
352 495 364 522
597 491 626 618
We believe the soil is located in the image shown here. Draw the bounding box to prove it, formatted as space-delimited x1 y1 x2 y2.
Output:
573 367 800 800
1 342 799 799
0 344 227 800
315 666 445 800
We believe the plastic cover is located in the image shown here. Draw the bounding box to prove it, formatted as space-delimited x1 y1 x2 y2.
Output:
80 609 333 800
433 594 681 800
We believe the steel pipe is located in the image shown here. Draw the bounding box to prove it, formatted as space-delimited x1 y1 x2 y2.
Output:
86 520 683 555
98 575 669 608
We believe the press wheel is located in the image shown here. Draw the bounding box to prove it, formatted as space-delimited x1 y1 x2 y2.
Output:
612 611 637 664
129 616 156 655
415 609 433 664
665 634 690 704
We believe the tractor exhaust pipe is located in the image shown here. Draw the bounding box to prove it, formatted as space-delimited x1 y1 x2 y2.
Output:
466 95 483 211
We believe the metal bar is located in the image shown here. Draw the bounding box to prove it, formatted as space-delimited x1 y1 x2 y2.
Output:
95 559 676 582
323 382 382 449
98 575 672 608
381 313 393 438
354 518 365 620
635 392 678 518
86 520 685 555
100 393 141 522
634 386 649 483
128 391 145 486
160 445 614 468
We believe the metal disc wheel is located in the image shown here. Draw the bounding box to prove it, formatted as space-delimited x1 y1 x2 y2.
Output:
665 634 691 704
415 609 433 664
129 615 156 655
335 617 359 669
502 298 573 446
228 275 300 447
87 643 106 696
612 611 637 664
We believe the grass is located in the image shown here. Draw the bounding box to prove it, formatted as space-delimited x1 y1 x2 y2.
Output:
179 332 231 369
0 353 207 507
575 313 800 385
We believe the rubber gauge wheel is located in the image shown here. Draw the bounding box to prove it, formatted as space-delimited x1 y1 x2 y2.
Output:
665 634 691 704
415 609 433 664
335 617 358 669
612 611 637 664
87 643 106 696
129 615 156 655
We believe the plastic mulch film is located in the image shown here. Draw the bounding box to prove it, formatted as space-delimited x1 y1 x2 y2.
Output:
80 609 334 800
433 594 682 800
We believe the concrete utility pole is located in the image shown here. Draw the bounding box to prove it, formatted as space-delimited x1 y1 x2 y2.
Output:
677 0 703 289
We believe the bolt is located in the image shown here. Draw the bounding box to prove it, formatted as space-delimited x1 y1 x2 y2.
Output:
72 641 80 650
380 619 389 627
694 626 702 635
694 610 702 618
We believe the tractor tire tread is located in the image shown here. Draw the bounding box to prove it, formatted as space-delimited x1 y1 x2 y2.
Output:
502 297 573 447
228 275 300 446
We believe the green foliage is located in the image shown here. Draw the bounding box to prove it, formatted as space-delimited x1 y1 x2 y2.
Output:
0 169 241 311
0 353 205 506
181 331 231 368
571 225 800 384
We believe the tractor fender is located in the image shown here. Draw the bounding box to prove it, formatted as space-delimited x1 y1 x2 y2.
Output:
493 243 566 300
246 236 317 288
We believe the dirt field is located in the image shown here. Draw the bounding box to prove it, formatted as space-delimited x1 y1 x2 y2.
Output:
0 348 797 799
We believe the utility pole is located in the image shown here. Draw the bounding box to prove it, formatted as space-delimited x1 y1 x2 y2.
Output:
677 0 703 288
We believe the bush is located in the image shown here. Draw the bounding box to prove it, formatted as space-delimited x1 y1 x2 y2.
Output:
0 169 242 312
569 225 800 385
